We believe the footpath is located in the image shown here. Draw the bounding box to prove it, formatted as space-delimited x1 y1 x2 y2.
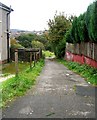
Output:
2 59 96 118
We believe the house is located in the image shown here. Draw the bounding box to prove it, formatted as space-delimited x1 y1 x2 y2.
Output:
0 2 13 64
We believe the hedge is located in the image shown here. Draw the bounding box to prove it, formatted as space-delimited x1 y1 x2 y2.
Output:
65 1 97 43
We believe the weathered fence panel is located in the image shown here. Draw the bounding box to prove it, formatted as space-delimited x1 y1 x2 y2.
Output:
94 43 97 61
65 42 97 68
66 42 97 62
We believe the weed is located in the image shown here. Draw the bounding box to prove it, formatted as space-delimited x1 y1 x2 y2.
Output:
1 59 44 108
43 51 55 58
57 59 97 86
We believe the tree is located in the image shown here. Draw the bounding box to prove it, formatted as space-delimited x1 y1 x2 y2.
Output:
77 13 89 42
16 34 36 48
32 40 45 50
65 28 73 43
65 1 97 44
85 2 95 41
48 13 71 58
91 1 97 42
10 38 23 49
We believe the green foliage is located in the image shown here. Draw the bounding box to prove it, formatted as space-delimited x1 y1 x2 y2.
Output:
43 31 52 51
85 2 95 41
65 28 73 43
16 32 51 51
34 34 47 45
10 38 24 49
1 59 44 108
43 51 55 58
71 17 80 43
55 37 66 58
77 13 89 42
90 1 97 42
58 59 97 85
16 34 36 48
65 1 97 43
32 40 45 50
48 13 71 58
2 62 29 74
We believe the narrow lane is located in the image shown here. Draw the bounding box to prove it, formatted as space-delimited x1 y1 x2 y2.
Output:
2 59 95 118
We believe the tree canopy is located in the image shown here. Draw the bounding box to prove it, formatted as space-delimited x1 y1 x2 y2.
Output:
65 1 97 43
47 13 71 58
32 40 45 50
16 34 36 48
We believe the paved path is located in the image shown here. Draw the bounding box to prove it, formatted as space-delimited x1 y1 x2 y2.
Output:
2 59 96 118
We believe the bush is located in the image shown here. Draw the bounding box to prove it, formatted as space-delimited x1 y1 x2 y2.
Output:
16 34 36 48
65 28 73 43
32 40 45 50
43 51 55 58
10 38 23 49
48 13 71 58
55 38 66 58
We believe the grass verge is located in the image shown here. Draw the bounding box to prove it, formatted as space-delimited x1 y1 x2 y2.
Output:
57 59 97 86
2 62 30 74
1 59 44 108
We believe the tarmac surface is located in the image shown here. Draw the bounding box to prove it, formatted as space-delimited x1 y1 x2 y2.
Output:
2 59 96 119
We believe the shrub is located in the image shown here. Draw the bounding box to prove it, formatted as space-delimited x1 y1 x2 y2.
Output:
65 28 73 43
10 38 23 49
48 13 71 58
32 40 45 50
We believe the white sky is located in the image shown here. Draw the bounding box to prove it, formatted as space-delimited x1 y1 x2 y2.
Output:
0 0 94 31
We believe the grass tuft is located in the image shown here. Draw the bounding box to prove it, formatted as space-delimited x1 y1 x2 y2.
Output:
1 59 44 108
57 59 97 86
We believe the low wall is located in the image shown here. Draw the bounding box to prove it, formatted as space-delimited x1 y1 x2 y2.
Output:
65 51 97 68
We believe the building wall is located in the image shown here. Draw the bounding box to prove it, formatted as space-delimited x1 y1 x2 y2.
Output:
0 8 2 63
2 9 8 61
0 7 10 64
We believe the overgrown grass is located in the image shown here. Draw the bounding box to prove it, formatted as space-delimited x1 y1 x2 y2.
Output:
1 59 44 108
2 62 30 74
43 51 55 58
57 59 97 86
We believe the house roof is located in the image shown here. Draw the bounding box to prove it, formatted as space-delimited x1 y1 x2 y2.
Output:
0 2 13 12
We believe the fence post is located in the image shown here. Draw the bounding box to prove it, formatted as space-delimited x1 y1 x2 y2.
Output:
34 52 36 67
30 52 32 69
15 49 18 77
39 48 42 59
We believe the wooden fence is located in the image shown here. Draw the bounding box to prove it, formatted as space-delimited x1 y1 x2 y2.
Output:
65 42 97 68
14 48 42 76
10 48 42 62
66 42 97 61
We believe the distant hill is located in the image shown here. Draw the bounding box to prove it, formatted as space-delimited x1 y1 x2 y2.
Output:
10 29 34 38
10 29 44 38
11 29 30 33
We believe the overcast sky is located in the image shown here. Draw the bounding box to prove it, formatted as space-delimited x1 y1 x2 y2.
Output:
0 0 94 31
